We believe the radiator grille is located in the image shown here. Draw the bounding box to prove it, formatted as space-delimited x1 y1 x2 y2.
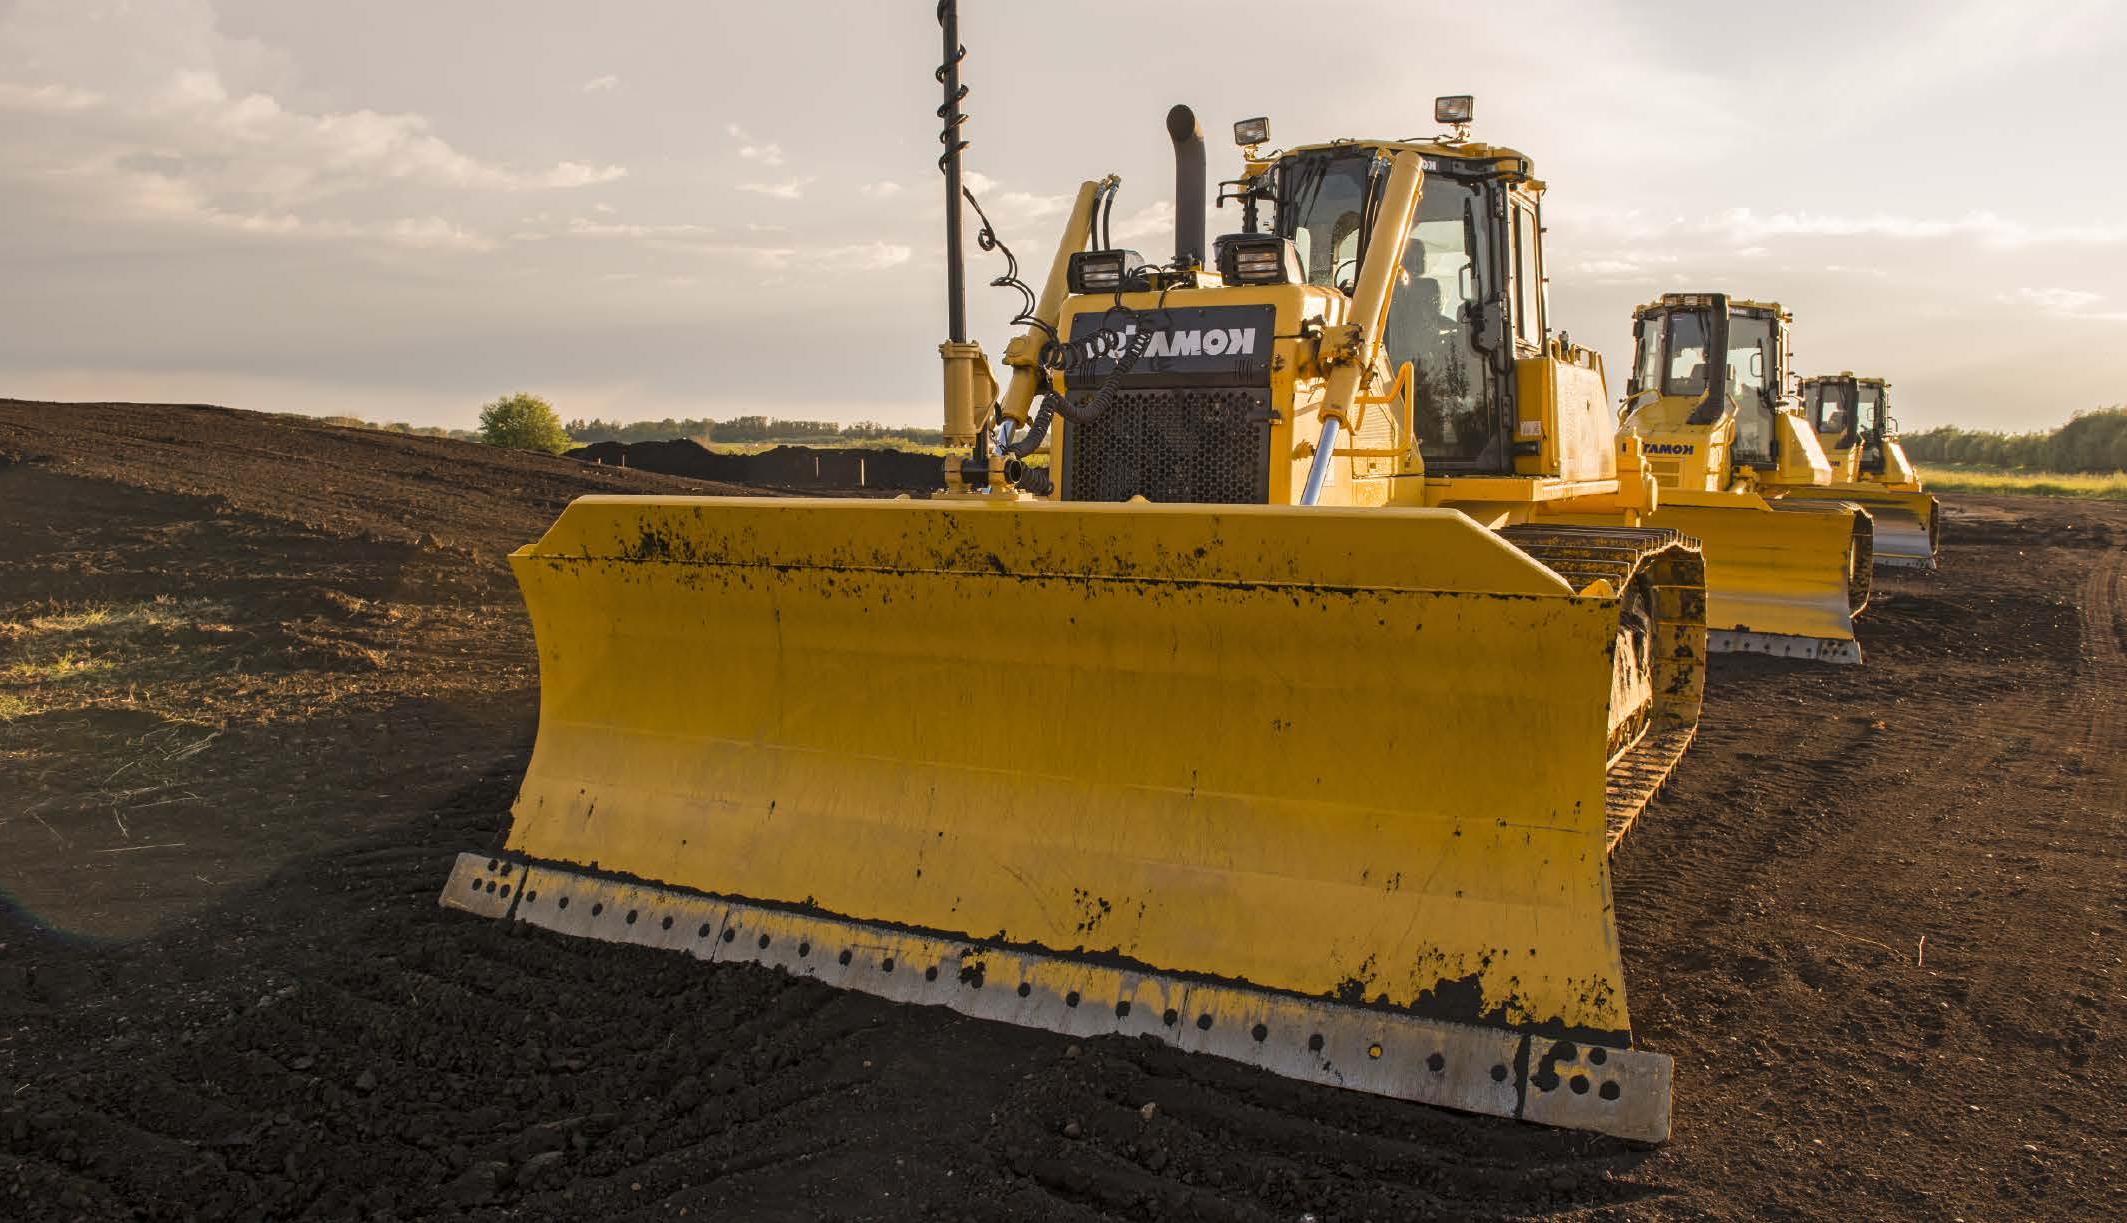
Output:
1060 388 1273 504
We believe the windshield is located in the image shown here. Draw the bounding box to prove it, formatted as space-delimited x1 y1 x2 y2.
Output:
1807 383 1850 436
1661 311 1711 397
1854 384 1882 436
1277 153 1372 287
1277 152 1499 466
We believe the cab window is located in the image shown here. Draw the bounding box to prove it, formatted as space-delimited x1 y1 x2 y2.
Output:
1727 314 1777 467
1632 316 1661 395
1512 203 1541 347
1278 151 1499 468
1854 385 1882 436
1383 177 1494 465
1662 311 1710 397
1810 385 1848 435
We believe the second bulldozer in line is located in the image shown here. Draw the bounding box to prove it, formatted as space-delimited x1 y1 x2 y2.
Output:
1618 293 1876 664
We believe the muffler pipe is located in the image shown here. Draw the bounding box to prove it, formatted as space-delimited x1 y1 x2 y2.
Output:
1166 104 1206 269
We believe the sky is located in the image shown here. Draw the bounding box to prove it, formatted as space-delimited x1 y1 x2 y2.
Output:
1 0 2123 434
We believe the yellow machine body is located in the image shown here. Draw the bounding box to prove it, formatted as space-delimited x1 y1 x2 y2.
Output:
444 130 1708 1143
1617 292 1874 661
1784 373 1940 569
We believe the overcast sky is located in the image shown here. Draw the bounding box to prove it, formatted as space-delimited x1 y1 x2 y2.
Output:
2 0 2122 433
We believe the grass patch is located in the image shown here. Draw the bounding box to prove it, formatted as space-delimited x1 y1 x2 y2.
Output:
0 598 232 700
0 692 29 720
1917 465 2127 500
3 650 115 682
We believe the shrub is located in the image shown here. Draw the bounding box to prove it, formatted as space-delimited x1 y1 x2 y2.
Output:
477 393 572 454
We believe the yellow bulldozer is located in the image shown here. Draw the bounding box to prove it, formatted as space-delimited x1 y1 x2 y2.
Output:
1783 373 1941 568
441 17 1705 1143
1617 293 1875 664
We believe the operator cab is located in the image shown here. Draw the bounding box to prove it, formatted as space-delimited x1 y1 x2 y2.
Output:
1803 374 1891 474
1257 136 1550 474
1625 295 1790 470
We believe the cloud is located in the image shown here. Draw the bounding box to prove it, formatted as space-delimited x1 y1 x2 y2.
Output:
613 236 909 274
581 74 619 93
1709 208 2127 249
966 186 1068 230
1109 201 1173 244
1996 287 2127 321
381 216 492 251
815 241 912 271
131 69 626 197
0 80 101 111
1565 257 1662 283
0 0 623 258
2001 287 2100 313
738 178 811 201
726 123 785 167
540 161 627 189
859 180 902 198
564 216 714 240
116 183 497 252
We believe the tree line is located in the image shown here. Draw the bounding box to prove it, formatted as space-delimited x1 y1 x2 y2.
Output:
309 398 949 455
1901 407 2127 473
315 415 478 442
563 415 946 447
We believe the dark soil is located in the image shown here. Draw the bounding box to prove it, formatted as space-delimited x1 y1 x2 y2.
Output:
2 401 2121 1220
568 439 946 492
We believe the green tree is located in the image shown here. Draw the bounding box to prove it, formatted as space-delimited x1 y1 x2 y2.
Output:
478 392 573 454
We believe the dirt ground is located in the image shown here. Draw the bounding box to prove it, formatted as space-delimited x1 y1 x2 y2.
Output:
1 400 2120 1220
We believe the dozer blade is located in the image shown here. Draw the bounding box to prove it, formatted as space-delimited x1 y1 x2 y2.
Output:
442 496 1703 1142
1779 486 1938 569
1637 494 1872 664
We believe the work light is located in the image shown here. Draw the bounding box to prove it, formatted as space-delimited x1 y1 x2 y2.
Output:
1214 234 1301 286
1434 95 1474 125
1067 250 1141 294
1233 116 1270 147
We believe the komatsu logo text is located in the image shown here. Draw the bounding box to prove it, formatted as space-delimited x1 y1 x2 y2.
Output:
1645 442 1696 455
1083 326 1257 360
1066 303 1276 388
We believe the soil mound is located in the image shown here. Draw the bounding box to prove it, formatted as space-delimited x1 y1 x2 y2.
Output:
569 438 943 491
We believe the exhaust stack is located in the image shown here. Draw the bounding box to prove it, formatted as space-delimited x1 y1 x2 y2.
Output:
1166 104 1206 268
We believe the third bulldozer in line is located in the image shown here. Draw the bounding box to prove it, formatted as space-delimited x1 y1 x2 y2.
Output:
1789 372 1942 568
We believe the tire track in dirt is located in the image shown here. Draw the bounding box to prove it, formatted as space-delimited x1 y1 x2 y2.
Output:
1609 502 2127 1219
